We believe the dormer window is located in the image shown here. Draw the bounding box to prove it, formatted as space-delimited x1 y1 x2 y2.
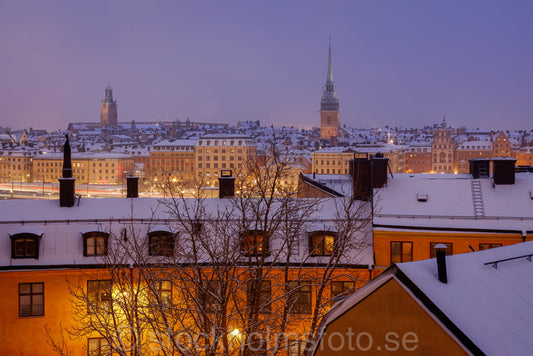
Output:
239 230 270 257
308 231 336 256
83 231 109 257
148 231 175 257
11 232 42 259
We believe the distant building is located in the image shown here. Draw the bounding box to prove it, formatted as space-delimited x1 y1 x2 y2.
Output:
32 152 134 184
100 85 118 128
149 140 196 187
195 134 256 187
320 40 340 140
404 145 432 173
492 131 512 157
456 140 492 173
431 118 456 173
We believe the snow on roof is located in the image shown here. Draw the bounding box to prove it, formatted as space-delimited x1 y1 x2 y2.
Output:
34 152 133 160
0 197 374 267
374 173 533 232
397 241 533 355
152 139 197 147
458 140 493 149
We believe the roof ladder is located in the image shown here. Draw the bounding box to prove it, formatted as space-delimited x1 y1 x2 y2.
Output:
471 179 485 217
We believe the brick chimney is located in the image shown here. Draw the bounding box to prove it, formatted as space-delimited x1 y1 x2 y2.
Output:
126 176 139 198
349 154 389 201
59 134 76 207
492 158 516 185
218 170 235 198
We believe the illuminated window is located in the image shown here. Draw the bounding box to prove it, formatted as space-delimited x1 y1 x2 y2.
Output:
11 233 41 259
148 231 175 257
391 241 413 263
287 281 311 314
429 242 453 258
19 282 44 317
239 230 270 256
309 231 335 256
83 232 109 256
87 280 112 314
88 337 110 356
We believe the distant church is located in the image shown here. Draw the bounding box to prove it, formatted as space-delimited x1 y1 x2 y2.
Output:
101 85 118 127
320 39 340 140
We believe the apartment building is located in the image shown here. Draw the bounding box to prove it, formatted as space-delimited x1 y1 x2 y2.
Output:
195 134 256 187
32 152 134 184
0 150 36 183
456 140 492 173
149 140 196 187
403 146 432 173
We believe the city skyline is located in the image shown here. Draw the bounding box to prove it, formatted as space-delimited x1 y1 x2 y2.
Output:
2 0 533 131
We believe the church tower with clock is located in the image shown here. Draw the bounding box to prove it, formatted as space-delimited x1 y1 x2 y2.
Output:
320 39 340 140
101 85 118 128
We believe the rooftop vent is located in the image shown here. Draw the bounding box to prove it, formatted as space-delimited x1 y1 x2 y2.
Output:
417 193 428 202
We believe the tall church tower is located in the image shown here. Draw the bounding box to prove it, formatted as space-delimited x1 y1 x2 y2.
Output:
101 85 118 127
320 39 340 140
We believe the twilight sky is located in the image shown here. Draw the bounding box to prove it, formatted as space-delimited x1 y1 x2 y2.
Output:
1 0 533 131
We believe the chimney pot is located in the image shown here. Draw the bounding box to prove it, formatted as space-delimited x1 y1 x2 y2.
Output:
435 243 448 284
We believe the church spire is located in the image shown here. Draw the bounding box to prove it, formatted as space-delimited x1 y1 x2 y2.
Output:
321 37 339 112
320 38 340 140
327 36 334 85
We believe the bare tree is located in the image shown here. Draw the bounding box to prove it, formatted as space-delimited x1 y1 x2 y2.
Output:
55 138 371 356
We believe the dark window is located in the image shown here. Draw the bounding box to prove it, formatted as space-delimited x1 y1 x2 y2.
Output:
148 231 175 257
83 232 109 256
240 230 270 256
429 242 453 258
247 280 272 313
287 281 311 314
88 337 110 356
309 231 336 256
479 243 502 251
199 280 220 312
87 280 112 314
331 281 355 301
391 241 413 263
19 282 44 317
11 233 41 259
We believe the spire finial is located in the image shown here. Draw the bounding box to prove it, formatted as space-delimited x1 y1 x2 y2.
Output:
327 36 333 84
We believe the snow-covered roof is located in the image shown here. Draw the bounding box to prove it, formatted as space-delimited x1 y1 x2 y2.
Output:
374 173 533 233
34 152 133 160
316 242 533 355
397 242 533 355
0 197 373 268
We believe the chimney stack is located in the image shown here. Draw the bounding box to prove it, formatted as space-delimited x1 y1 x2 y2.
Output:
218 170 235 198
434 243 448 284
126 176 139 198
59 134 76 207
492 158 516 185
